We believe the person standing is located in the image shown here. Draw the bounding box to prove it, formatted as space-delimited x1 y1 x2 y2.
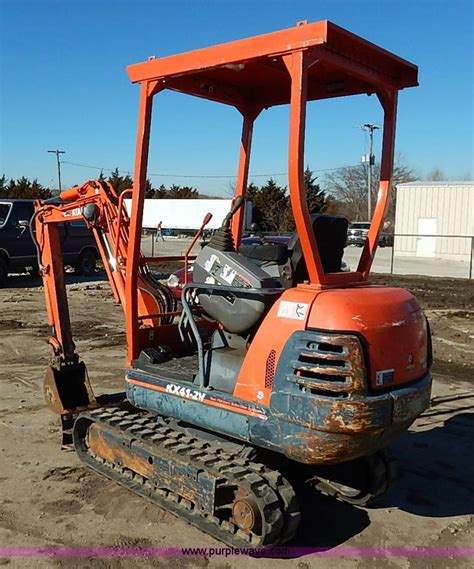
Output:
155 221 165 242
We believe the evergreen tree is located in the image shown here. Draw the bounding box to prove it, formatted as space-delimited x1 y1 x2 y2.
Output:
167 185 198 199
246 183 264 227
0 176 52 199
144 178 155 198
152 184 168 198
0 175 7 196
247 178 290 232
107 168 133 194
304 167 328 214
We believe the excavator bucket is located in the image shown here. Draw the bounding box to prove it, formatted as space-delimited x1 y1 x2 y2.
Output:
43 360 96 416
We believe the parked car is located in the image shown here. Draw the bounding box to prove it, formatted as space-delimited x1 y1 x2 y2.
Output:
0 199 99 286
346 222 393 247
166 234 349 299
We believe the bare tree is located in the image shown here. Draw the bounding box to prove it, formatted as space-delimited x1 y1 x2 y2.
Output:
323 160 417 223
426 168 446 181
224 179 236 198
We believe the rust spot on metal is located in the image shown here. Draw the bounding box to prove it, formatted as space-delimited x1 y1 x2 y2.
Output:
285 430 359 464
284 428 385 465
87 423 155 478
85 422 213 507
232 498 261 532
292 333 366 394
306 398 390 433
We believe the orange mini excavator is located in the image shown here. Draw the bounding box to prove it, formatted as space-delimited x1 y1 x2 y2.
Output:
34 21 432 546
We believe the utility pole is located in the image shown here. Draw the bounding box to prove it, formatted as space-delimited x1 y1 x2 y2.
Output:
48 149 65 192
358 124 380 220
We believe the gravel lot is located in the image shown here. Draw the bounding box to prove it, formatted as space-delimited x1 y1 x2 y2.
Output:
0 270 472 568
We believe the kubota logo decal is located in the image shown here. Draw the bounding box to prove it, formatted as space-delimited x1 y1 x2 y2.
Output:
165 383 206 402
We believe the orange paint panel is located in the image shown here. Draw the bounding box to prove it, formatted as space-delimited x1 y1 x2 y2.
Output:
127 20 417 91
127 21 328 83
307 286 429 387
234 287 321 405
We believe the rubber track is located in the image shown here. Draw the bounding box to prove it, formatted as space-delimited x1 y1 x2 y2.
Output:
73 406 300 547
311 448 398 506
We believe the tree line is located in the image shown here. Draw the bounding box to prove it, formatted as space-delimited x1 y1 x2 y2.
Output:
98 169 203 199
0 175 53 200
0 169 205 201
2 163 461 226
97 167 330 232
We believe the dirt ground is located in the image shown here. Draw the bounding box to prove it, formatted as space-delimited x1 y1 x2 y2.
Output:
0 272 473 568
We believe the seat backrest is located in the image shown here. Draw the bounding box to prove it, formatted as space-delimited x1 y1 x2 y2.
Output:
285 214 348 284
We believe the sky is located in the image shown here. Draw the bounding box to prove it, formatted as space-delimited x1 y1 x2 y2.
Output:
0 0 473 195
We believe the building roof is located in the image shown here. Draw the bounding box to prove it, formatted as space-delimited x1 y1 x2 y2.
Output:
397 181 474 187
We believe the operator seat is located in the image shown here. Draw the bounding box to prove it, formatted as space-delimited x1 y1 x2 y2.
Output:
279 214 348 287
238 242 288 264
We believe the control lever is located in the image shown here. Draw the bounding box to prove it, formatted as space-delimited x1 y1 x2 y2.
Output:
184 212 213 285
222 196 245 227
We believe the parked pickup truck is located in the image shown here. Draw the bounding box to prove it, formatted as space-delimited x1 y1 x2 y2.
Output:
0 199 99 286
346 222 393 247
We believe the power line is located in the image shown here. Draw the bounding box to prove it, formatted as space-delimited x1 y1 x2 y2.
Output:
61 160 352 180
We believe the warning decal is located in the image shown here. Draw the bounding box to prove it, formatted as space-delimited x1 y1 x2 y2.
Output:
277 300 309 320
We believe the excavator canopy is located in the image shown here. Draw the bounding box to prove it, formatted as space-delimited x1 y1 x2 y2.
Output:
122 20 418 360
126 20 418 108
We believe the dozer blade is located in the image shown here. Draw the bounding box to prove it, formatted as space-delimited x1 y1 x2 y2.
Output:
44 360 97 416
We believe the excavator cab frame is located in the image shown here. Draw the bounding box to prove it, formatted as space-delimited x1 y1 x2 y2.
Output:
124 19 417 364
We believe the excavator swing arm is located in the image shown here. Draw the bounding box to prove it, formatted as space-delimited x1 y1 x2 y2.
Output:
34 179 210 430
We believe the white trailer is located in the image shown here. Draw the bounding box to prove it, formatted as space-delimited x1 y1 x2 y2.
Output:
125 199 252 231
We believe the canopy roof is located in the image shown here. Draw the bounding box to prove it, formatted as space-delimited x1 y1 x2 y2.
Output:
126 20 418 108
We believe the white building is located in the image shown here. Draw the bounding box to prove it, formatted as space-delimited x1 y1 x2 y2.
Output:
394 182 474 260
